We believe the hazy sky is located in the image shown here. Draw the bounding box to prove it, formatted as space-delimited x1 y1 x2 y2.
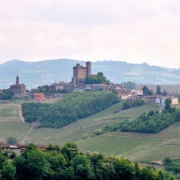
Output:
0 0 180 68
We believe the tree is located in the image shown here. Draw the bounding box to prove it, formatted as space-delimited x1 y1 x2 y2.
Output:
142 86 153 95
0 90 14 100
113 157 135 180
162 89 167 96
163 157 172 164
93 129 103 136
165 98 172 111
123 81 136 90
71 155 94 179
0 154 7 169
1 161 16 180
139 167 158 180
85 72 110 85
122 100 131 110
156 85 161 95
26 149 51 179
12 155 27 179
7 137 18 145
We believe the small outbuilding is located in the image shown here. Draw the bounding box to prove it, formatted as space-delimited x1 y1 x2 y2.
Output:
34 93 44 101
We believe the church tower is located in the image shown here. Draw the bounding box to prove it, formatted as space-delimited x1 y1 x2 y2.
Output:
16 75 19 85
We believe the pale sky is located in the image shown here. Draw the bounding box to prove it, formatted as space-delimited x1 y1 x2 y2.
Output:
0 0 180 68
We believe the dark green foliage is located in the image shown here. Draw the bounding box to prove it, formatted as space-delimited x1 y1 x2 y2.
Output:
162 89 167 96
7 137 18 145
1 161 16 180
0 90 13 100
165 98 172 111
23 91 119 128
85 72 110 85
22 102 50 122
123 81 136 90
163 158 180 174
0 143 176 179
163 157 172 165
156 85 161 95
9 152 17 159
0 154 7 169
106 108 180 133
142 86 153 95
121 109 180 133
122 99 144 110
32 85 68 94
122 100 131 110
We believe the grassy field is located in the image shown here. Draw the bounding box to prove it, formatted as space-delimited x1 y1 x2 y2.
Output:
0 122 32 143
0 102 21 122
0 100 180 162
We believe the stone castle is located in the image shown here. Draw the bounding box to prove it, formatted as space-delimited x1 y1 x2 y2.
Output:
72 61 92 84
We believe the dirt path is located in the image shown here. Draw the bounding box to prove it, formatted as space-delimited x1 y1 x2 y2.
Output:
17 104 24 123
21 121 40 144
3 102 25 123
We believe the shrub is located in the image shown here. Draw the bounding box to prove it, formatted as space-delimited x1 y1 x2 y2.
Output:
93 129 103 136
83 133 89 139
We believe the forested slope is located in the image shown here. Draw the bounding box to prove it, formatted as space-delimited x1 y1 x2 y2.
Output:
22 91 119 128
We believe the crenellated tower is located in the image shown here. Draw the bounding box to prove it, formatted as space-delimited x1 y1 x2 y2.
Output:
86 61 91 76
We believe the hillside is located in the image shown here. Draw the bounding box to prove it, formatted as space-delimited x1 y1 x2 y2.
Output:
1 59 180 89
0 100 180 162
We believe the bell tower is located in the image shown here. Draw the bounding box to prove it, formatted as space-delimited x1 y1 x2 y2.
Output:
16 75 19 85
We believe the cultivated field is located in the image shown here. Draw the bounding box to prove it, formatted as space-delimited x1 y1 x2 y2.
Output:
0 102 21 122
0 100 180 162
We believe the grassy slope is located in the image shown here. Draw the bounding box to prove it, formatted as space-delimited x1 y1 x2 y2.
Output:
0 103 20 122
0 101 180 162
27 103 171 161
0 102 31 142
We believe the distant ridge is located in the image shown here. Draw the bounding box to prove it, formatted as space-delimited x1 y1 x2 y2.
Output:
0 59 180 89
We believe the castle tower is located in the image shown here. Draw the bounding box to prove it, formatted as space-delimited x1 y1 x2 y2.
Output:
16 75 19 85
86 61 91 76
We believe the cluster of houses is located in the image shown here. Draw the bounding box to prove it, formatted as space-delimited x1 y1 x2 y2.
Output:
1 61 179 105
32 81 179 106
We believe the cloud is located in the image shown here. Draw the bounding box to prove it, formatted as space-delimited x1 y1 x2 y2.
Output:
0 0 180 68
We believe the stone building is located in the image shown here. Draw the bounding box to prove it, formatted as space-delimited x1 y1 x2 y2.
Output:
72 61 91 84
9 75 26 94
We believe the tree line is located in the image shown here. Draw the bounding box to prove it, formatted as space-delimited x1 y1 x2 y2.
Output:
0 90 13 100
164 157 180 174
105 98 180 133
122 99 145 110
22 91 119 128
0 142 175 180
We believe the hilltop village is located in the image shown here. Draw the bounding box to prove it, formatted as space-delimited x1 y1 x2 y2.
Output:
0 62 180 180
0 61 179 105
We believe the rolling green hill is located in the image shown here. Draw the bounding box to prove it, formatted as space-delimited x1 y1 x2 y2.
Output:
1 100 180 162
1 59 180 89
